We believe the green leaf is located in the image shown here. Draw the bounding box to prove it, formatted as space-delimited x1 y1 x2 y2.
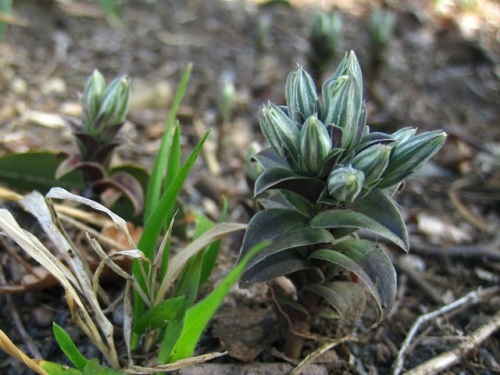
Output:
309 239 396 321
108 164 150 221
311 188 409 251
334 239 396 319
252 147 289 169
168 241 268 363
254 167 326 202
0 151 84 193
83 359 123 374
304 281 366 321
240 249 320 287
166 122 181 193
145 64 192 221
132 131 209 346
192 212 220 288
40 361 82 375
241 226 333 285
133 296 186 334
239 208 309 254
53 322 88 371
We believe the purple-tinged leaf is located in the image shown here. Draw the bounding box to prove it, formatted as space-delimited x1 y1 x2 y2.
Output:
240 249 320 287
94 172 144 215
254 167 326 202
311 188 409 251
252 147 289 170
93 141 122 165
304 281 366 321
309 239 396 321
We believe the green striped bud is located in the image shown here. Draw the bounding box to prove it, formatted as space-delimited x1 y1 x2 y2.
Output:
82 69 106 132
378 130 447 188
351 144 391 186
327 51 363 94
391 127 416 144
286 66 318 124
97 75 131 132
260 102 300 162
321 73 362 150
299 115 331 175
328 165 365 202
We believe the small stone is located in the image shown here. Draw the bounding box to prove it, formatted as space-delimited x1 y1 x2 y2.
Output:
32 306 54 327
11 77 28 95
41 77 67 96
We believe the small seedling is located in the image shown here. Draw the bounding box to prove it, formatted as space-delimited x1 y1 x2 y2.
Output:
239 51 447 358
368 9 396 80
307 10 343 84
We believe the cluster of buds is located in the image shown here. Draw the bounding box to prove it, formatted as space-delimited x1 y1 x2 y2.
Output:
81 70 130 151
258 51 447 203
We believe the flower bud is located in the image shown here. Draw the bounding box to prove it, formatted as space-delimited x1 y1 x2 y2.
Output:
245 142 264 183
321 74 362 150
82 69 106 131
328 165 365 202
286 66 318 124
351 144 391 186
328 51 363 94
260 102 300 161
96 75 131 132
378 130 447 188
299 115 331 175
391 127 416 144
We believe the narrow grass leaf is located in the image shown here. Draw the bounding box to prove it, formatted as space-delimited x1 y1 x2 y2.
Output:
168 241 268 362
154 222 247 306
53 322 88 371
165 122 181 193
133 296 186 335
145 64 192 221
133 131 210 332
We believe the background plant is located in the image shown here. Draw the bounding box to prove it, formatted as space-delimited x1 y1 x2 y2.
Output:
367 8 396 82
0 66 265 373
307 10 343 86
238 51 447 359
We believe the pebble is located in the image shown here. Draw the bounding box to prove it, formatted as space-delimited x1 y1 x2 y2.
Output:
32 306 54 327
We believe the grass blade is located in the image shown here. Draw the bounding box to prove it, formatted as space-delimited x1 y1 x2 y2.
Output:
53 322 88 371
145 65 192 221
132 131 210 338
168 241 268 363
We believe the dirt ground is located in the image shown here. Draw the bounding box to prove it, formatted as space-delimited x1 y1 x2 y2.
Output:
0 0 499 374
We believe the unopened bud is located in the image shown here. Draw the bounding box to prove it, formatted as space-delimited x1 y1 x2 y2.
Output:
299 116 331 175
98 75 130 128
378 130 447 188
328 165 365 202
286 66 318 124
82 69 106 131
260 102 300 161
321 74 362 150
351 144 391 186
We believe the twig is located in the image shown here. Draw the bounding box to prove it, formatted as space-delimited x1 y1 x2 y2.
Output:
449 178 495 234
392 286 499 375
394 255 444 305
403 310 500 375
291 334 357 375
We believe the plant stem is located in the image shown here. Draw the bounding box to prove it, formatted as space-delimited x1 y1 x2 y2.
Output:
283 289 320 359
